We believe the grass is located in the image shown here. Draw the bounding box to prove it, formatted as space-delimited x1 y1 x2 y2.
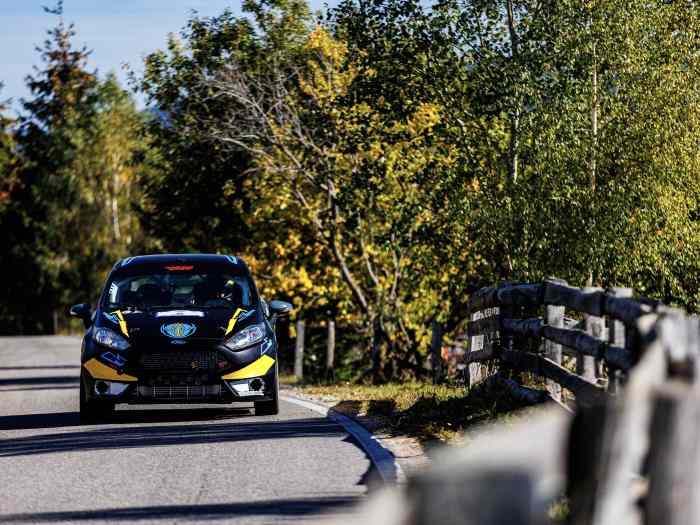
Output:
548 498 570 523
282 376 538 448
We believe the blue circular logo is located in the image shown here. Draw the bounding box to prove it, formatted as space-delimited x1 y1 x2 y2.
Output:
161 322 197 339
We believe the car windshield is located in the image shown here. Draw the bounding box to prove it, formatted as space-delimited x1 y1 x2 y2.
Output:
103 272 255 311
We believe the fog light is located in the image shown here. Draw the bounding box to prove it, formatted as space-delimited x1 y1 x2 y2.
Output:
94 381 130 396
225 378 265 397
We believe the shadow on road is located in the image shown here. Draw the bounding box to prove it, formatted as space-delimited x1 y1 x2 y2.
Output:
0 365 79 371
0 407 254 431
0 412 81 430
0 416 347 457
0 385 77 393
0 496 358 522
0 376 78 387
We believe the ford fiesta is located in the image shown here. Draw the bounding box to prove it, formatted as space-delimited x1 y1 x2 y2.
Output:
70 254 291 422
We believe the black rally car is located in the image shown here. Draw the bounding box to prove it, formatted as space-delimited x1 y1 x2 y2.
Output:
70 254 291 421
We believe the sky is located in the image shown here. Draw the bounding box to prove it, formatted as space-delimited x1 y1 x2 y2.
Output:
0 0 331 115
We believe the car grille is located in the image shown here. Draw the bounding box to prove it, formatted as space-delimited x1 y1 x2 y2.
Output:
139 350 225 371
136 384 224 400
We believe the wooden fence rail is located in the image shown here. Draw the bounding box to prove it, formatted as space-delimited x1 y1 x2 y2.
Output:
446 278 679 406
412 278 700 525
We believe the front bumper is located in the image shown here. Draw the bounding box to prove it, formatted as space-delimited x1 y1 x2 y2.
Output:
82 340 276 404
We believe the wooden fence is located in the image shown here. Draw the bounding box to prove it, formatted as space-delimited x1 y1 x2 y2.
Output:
407 278 700 525
290 319 336 381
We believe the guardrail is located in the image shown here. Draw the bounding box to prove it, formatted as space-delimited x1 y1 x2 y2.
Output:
408 278 700 525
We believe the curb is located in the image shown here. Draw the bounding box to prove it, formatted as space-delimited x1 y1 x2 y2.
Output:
280 393 406 484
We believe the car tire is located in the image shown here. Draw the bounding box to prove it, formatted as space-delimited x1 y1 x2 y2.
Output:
79 371 115 423
254 363 279 416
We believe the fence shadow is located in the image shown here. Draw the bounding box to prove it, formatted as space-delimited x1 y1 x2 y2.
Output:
0 417 348 458
327 379 533 448
0 376 78 387
0 496 358 522
0 365 79 371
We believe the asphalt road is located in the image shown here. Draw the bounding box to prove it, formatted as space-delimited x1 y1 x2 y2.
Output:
0 336 372 524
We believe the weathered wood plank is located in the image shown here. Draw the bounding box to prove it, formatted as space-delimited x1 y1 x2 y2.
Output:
466 310 498 388
294 319 305 379
501 317 543 337
607 287 633 393
500 375 552 405
645 381 700 525
496 283 542 307
464 347 498 364
467 314 501 336
408 408 570 525
431 320 443 385
602 295 652 325
581 312 667 525
467 286 499 313
567 402 609 525
581 287 603 383
543 281 606 316
501 350 605 406
544 285 566 403
543 326 604 357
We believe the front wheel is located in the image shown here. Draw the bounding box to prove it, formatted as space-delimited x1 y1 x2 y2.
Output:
254 364 279 416
80 372 115 423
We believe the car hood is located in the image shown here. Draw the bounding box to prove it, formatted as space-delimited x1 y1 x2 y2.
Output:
99 307 259 344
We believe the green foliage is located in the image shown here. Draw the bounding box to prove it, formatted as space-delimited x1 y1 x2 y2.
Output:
135 1 314 254
0 4 149 333
3 0 700 379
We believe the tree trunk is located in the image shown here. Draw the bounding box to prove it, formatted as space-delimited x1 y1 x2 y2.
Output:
371 316 383 384
111 171 121 242
506 0 520 188
586 38 598 288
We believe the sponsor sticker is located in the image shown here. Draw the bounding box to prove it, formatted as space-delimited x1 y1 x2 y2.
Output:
155 310 205 318
224 308 255 335
160 322 197 339
239 309 255 322
101 351 126 368
103 312 120 324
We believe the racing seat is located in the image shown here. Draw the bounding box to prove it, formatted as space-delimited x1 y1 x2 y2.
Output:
121 290 141 308
226 282 244 305
137 283 170 308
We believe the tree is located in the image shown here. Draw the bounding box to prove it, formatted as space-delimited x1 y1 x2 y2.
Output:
0 2 148 333
135 3 353 327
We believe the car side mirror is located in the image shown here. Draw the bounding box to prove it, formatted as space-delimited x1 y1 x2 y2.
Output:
269 300 292 317
69 303 92 328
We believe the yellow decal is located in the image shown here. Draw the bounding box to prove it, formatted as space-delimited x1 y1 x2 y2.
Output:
83 358 137 382
221 355 275 380
115 310 129 337
225 307 245 336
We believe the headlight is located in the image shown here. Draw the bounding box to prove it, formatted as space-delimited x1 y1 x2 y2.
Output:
93 327 130 351
224 323 265 351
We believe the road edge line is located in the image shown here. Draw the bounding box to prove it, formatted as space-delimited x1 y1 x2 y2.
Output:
280 393 406 484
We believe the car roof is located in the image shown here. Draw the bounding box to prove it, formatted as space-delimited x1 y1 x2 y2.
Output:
111 254 247 275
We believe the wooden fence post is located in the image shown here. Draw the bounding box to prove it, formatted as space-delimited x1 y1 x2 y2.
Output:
608 287 632 394
294 319 305 380
431 320 443 385
465 311 480 389
326 320 335 381
544 280 566 403
646 381 700 525
581 286 602 383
